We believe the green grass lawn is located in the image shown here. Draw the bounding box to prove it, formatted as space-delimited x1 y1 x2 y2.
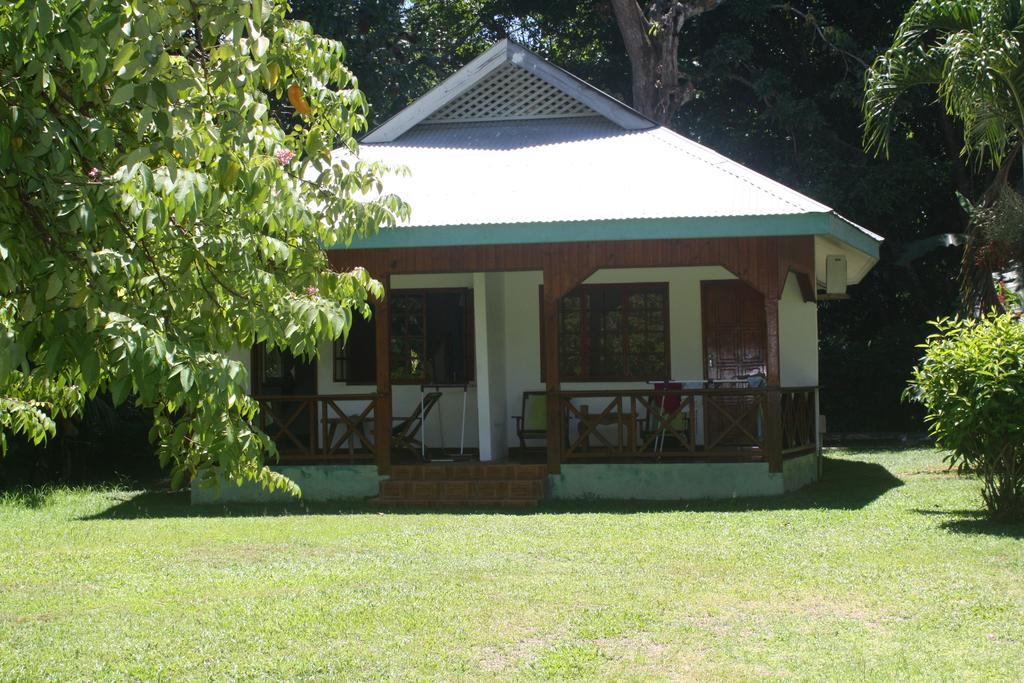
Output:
1 448 1022 681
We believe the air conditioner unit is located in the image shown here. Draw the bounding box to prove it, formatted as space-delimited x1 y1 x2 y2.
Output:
825 255 847 295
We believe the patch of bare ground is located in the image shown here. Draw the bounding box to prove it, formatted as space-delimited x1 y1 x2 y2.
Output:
773 597 908 629
595 634 685 674
475 633 559 674
187 544 280 568
1 612 57 624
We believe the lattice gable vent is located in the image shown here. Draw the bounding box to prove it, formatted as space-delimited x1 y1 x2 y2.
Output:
423 63 599 124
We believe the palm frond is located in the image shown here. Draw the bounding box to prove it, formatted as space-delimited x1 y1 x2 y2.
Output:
864 0 1024 166
863 46 946 157
959 153 1024 312
866 1 1024 315
963 100 1013 168
896 0 984 44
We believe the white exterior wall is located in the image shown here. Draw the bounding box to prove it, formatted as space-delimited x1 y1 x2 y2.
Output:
778 271 821 454
778 272 819 387
482 272 508 459
502 270 542 425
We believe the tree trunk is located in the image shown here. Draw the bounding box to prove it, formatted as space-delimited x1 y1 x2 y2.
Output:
609 0 726 125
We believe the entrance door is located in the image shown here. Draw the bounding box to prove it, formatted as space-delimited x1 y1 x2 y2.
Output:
253 345 317 456
700 281 767 448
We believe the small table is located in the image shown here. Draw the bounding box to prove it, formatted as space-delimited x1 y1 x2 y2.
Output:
575 404 637 452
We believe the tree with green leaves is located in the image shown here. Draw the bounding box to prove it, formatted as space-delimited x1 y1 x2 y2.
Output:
0 0 405 493
864 0 1024 310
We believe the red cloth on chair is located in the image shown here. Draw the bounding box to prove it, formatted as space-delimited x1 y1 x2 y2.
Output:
653 382 683 413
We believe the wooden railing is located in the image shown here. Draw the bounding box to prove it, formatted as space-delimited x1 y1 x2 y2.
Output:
781 387 817 455
254 394 379 462
251 387 818 468
553 386 818 464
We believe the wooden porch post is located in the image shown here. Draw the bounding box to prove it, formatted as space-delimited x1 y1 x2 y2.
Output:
542 266 562 474
374 272 392 475
764 295 783 473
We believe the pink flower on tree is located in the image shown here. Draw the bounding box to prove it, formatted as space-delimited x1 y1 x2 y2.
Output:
304 286 319 297
87 167 102 181
275 148 296 166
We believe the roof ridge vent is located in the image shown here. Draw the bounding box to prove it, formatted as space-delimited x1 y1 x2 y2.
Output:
422 63 598 124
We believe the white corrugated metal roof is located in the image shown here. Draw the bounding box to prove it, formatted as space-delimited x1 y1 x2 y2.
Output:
341 39 881 281
357 116 845 227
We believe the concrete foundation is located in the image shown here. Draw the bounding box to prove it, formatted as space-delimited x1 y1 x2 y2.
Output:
190 455 819 504
190 465 382 504
546 453 818 501
782 452 820 493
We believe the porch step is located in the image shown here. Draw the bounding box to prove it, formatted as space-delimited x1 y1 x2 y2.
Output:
387 463 548 481
375 464 548 507
372 497 540 509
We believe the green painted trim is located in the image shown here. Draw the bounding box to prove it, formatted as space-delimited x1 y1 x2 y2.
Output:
191 465 382 504
340 213 882 260
189 459 820 504
825 214 883 260
783 453 819 493
547 462 794 501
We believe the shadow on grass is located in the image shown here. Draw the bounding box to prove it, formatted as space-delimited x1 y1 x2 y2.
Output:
913 508 1024 539
941 518 1024 538
79 456 903 520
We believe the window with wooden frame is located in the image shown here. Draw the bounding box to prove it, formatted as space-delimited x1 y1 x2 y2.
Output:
333 313 376 384
540 283 670 381
333 289 475 385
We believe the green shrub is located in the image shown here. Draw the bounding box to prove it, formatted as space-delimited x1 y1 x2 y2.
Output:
906 313 1024 520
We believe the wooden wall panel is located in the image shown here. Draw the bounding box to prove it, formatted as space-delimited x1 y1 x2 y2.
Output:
541 265 562 474
328 236 816 301
373 274 392 475
776 236 816 301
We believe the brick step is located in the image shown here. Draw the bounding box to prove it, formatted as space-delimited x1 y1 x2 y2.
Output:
379 478 545 501
372 499 540 509
388 464 548 482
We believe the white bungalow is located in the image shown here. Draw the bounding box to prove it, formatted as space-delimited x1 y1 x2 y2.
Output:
196 40 881 505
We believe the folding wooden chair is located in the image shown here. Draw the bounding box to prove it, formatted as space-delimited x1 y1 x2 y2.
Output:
391 391 443 457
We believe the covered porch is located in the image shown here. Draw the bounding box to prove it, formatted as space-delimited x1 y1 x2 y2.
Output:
252 234 825 479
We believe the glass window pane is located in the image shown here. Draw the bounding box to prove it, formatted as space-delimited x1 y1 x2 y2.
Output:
556 284 667 380
560 353 582 378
